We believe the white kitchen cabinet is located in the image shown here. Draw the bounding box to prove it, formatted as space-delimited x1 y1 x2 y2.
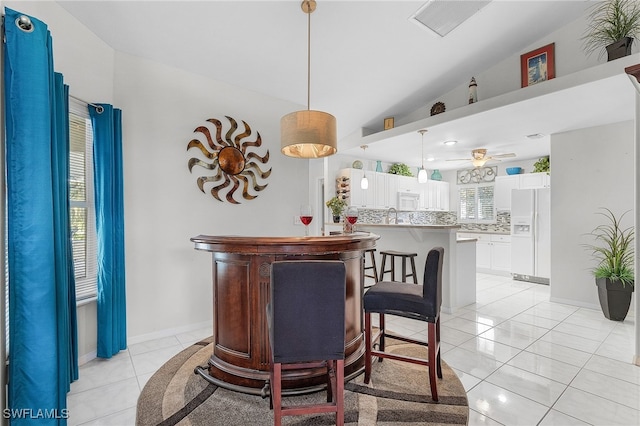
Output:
374 172 397 209
424 180 450 211
490 235 512 273
475 235 492 269
494 175 520 211
494 173 550 211
519 172 550 189
457 232 511 275
338 168 374 207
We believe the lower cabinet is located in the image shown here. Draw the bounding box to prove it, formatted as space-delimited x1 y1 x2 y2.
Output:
458 233 511 276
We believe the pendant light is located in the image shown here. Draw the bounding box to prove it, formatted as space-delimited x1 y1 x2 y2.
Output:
417 129 428 183
281 0 337 159
360 145 369 189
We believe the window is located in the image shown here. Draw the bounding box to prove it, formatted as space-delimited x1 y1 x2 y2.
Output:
458 183 495 222
69 99 98 302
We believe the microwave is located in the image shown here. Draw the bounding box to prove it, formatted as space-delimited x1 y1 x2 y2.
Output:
397 192 420 210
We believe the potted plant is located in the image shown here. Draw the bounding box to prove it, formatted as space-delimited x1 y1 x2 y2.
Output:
582 0 640 61
533 156 550 174
388 163 413 177
584 208 635 321
326 196 347 223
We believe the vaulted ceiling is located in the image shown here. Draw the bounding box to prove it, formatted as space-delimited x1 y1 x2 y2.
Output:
57 1 635 170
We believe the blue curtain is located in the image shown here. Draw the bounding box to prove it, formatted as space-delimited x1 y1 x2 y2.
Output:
90 105 127 358
4 8 77 424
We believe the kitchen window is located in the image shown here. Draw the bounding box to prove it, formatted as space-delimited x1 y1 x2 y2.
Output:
458 183 495 222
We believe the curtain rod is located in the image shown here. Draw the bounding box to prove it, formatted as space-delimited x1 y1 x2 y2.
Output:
69 95 104 113
2 13 105 113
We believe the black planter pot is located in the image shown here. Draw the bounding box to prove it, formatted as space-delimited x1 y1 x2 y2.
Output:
332 215 341 223
596 277 634 321
606 37 634 61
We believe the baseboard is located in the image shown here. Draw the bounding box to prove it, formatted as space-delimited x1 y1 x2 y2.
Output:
127 320 213 346
548 295 600 311
78 350 97 366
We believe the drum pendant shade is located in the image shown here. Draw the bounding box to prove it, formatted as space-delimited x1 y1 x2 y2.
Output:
281 110 337 158
280 1 337 159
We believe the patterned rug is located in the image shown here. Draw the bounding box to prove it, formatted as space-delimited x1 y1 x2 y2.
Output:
136 336 468 425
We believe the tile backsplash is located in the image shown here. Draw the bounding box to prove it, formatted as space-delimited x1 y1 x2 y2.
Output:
355 209 511 233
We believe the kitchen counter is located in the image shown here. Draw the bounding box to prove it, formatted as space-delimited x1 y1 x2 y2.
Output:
458 229 510 235
357 223 461 230
356 223 474 313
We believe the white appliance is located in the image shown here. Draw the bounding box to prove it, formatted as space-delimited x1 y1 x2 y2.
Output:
397 192 420 210
510 188 550 284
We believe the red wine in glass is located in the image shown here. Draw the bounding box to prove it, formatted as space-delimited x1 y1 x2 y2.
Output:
346 215 357 224
300 205 313 236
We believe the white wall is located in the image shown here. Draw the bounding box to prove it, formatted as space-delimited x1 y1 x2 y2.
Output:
400 11 632 126
3 1 313 356
113 52 309 340
550 121 635 308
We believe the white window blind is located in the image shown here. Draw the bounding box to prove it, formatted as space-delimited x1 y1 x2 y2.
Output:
69 99 98 302
458 183 495 222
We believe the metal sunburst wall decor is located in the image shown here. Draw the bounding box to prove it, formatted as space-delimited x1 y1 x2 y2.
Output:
187 116 271 204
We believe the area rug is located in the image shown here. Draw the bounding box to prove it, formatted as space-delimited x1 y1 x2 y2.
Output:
136 336 468 425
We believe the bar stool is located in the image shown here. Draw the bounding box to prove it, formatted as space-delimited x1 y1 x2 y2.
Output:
379 250 418 284
363 248 378 287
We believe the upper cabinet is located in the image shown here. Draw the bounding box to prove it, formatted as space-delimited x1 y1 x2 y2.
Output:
337 168 449 211
494 173 550 211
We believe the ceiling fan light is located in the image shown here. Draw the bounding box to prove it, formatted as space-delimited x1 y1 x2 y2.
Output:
417 168 428 183
472 158 487 167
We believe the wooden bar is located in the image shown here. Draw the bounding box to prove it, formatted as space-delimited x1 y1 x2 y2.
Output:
191 232 379 395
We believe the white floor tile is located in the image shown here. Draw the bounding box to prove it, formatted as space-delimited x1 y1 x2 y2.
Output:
459 337 522 364
538 409 590 425
67 378 140 426
443 346 503 380
68 272 639 425
524 340 593 368
466 381 549 426
554 387 639 426
570 368 640 410
468 408 505 425
506 350 580 385
583 354 640 386
538 330 601 353
442 316 494 335
485 364 567 407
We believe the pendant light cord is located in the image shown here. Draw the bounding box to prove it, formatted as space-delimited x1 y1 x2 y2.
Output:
307 9 311 111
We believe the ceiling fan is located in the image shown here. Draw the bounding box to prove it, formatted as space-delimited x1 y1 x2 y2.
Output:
447 148 516 167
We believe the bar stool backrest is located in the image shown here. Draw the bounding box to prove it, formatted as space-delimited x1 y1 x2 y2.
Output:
422 247 444 319
269 260 346 364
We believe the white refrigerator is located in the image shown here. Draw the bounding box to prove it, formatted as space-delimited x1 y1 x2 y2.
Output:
510 188 550 284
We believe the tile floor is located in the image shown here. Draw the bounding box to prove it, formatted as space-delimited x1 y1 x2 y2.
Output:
67 273 639 425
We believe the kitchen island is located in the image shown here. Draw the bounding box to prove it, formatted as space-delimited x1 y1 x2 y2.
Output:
355 223 476 313
190 232 379 395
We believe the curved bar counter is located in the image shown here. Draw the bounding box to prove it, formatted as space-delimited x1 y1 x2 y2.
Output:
191 232 379 395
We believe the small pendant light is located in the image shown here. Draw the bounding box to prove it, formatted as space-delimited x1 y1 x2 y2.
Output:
417 129 428 183
360 145 369 189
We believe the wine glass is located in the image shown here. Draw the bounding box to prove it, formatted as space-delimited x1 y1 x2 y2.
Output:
345 206 359 232
300 204 313 236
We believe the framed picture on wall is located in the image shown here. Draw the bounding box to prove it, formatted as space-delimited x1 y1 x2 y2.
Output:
521 43 555 87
